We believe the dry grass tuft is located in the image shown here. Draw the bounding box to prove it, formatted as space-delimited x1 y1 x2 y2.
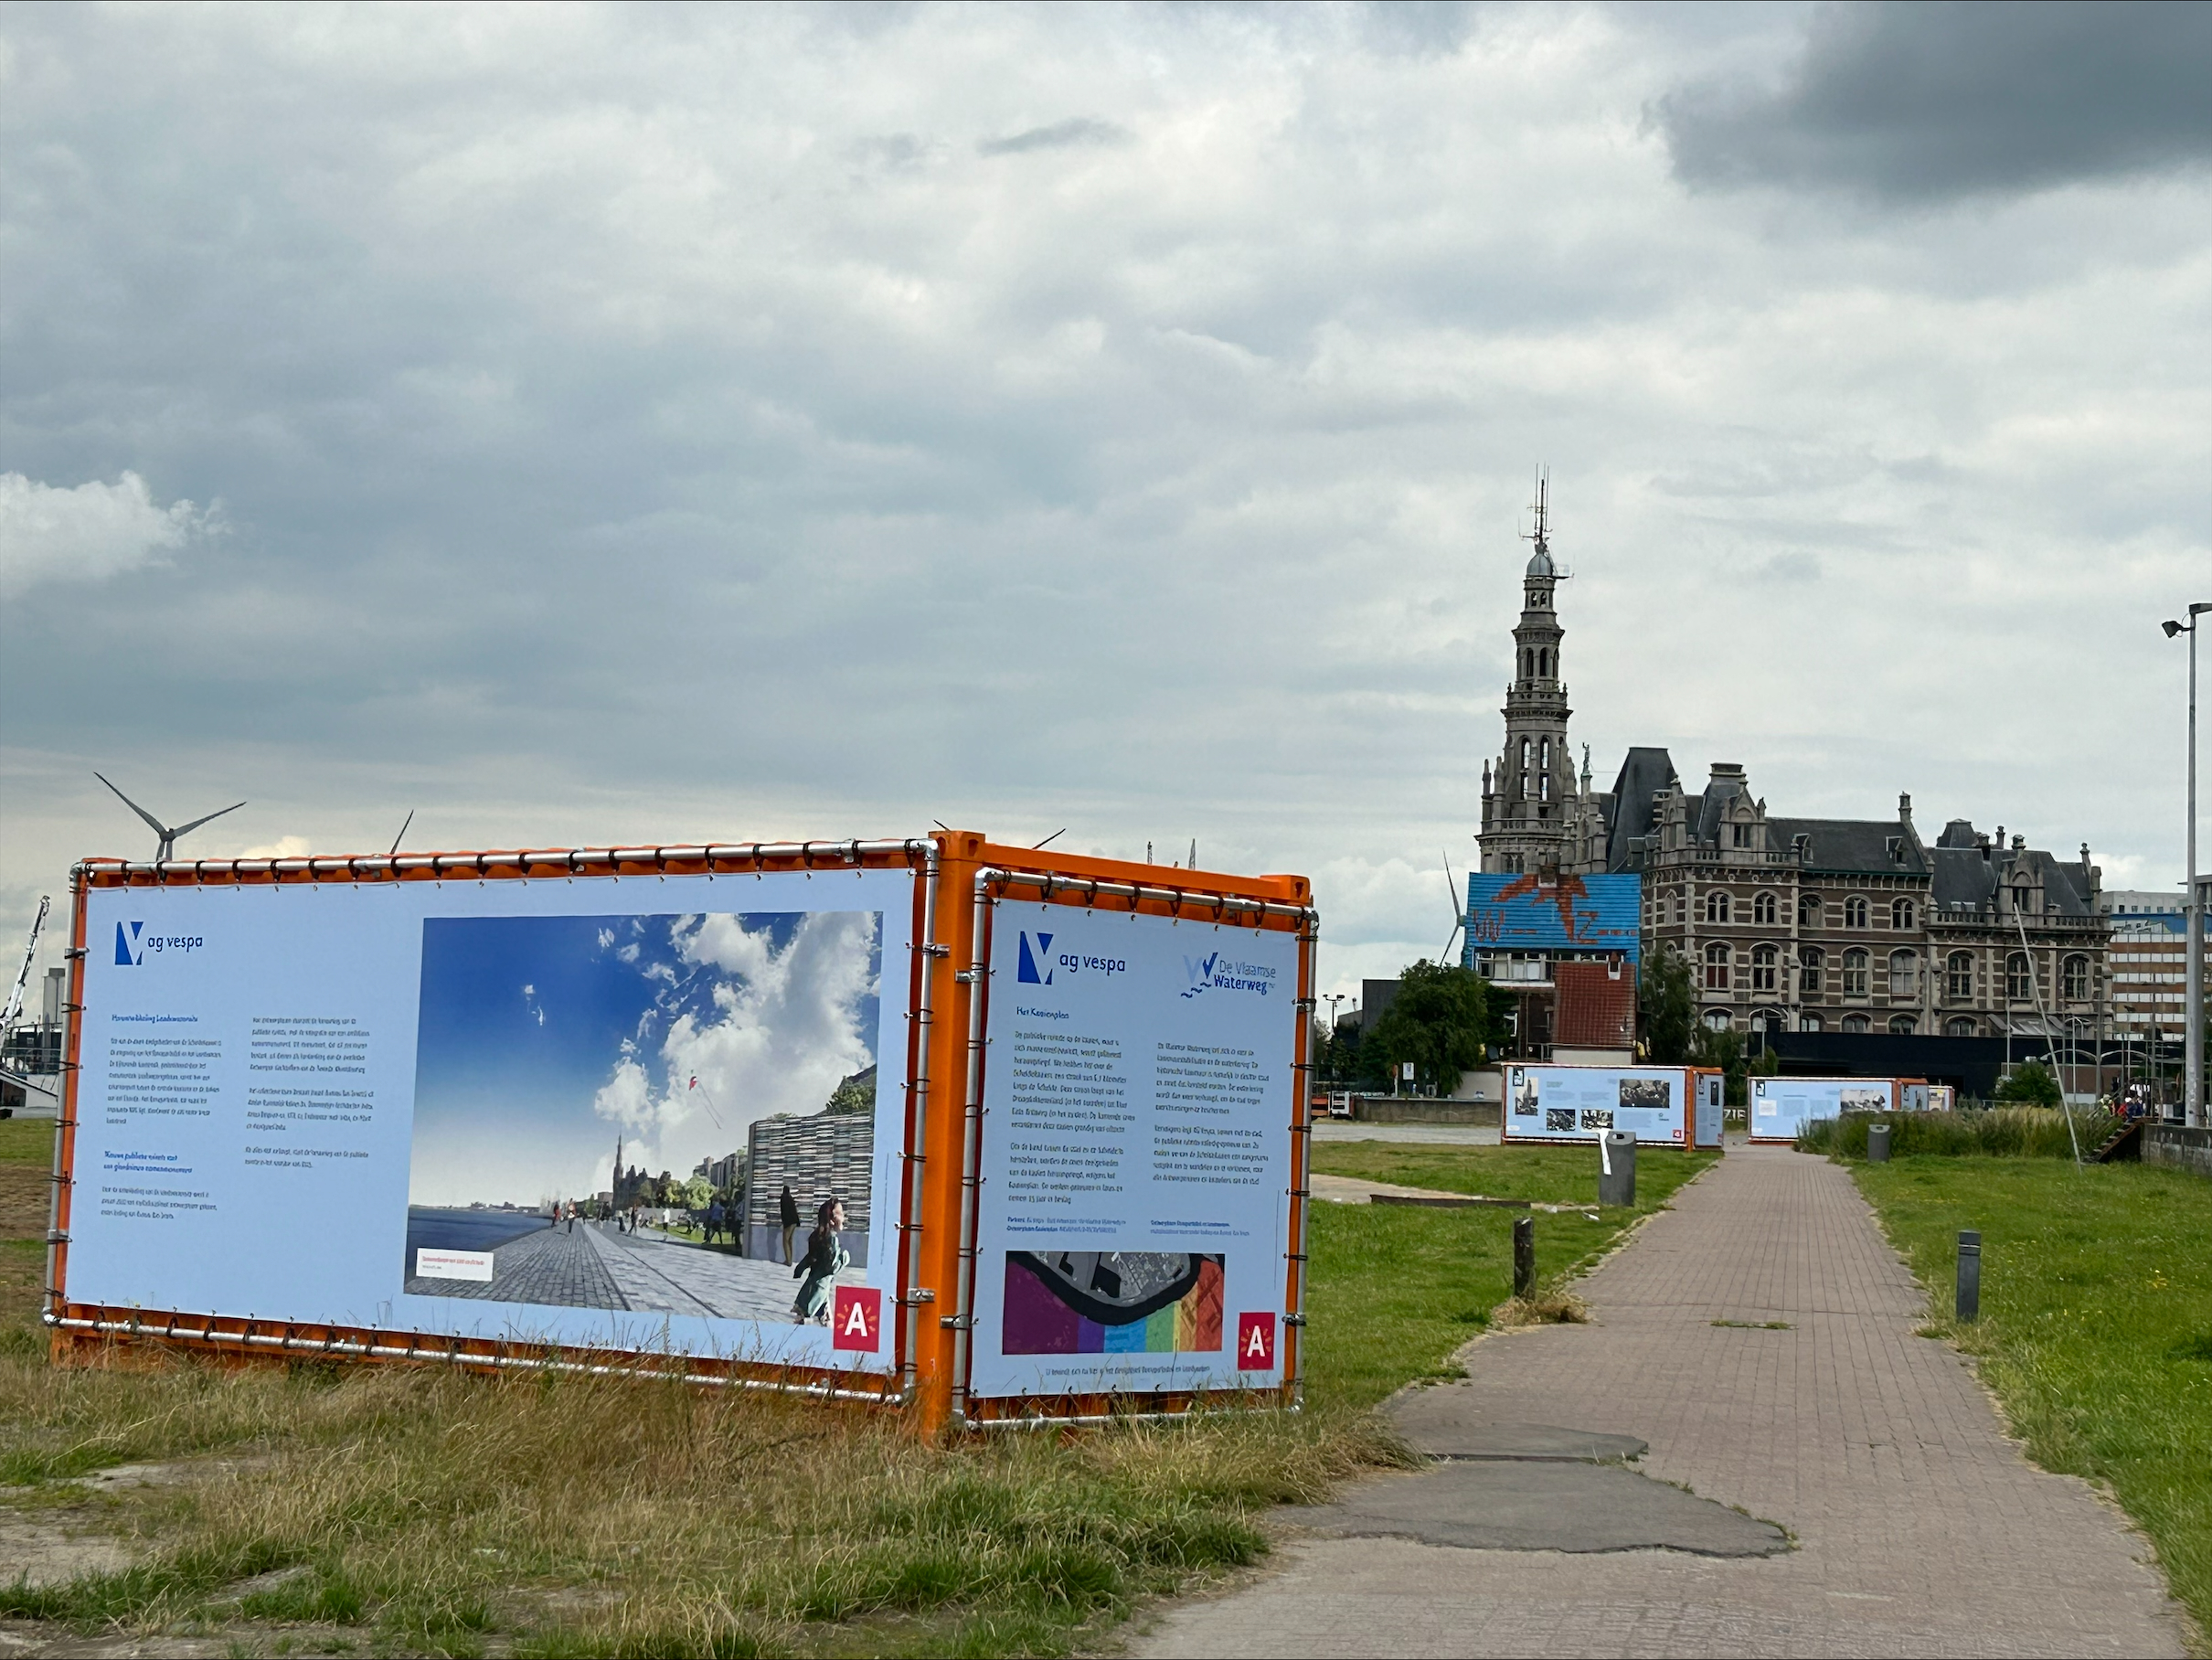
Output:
0 1343 1400 1655
1488 1292 1590 1328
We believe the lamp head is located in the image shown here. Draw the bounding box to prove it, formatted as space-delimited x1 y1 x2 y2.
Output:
2164 619 2185 638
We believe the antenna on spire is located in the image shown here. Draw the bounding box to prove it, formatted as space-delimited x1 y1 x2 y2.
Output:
1518 467 1570 580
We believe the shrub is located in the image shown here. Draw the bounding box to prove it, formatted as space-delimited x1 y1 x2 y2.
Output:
1797 1106 2119 1160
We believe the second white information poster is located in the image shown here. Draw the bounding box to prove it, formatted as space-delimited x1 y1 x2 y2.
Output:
966 899 1299 1400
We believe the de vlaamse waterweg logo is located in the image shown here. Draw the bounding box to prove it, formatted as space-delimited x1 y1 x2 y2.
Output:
1016 931 1126 985
1181 952 1278 999
113 921 206 965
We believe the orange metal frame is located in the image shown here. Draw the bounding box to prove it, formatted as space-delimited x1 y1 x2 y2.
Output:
48 830 1313 1438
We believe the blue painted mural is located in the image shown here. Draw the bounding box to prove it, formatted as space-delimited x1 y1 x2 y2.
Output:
1461 872 1643 967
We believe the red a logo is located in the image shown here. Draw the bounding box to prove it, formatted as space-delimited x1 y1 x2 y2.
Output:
832 1286 882 1353
1236 1311 1276 1371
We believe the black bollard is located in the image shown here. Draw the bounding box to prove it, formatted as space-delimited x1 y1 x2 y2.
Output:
1956 1230 1981 1323
1867 1123 1891 1163
1512 1214 1536 1301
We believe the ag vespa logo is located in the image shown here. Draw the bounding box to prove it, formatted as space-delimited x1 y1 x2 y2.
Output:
1015 931 1126 985
113 921 205 965
1181 951 1279 1000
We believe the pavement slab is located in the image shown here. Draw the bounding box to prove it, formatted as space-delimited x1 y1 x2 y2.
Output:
1134 1144 2193 1659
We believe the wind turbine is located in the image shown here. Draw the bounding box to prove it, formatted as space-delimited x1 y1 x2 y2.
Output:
1440 850 1467 963
93 773 246 863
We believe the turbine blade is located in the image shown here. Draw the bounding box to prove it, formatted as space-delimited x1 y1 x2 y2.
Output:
95 772 171 839
168 802 247 839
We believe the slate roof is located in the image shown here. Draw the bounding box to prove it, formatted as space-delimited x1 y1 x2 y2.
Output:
1766 817 1928 875
1601 747 1681 870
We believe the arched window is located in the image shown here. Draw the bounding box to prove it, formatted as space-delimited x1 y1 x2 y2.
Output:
1753 891 1777 925
2005 952 2031 1001
1845 896 1869 928
1800 892 1823 927
1674 891 1687 923
1702 1009 1732 1032
1519 737 1531 798
1946 952 1973 998
1522 649 1533 679
1704 942 1731 991
1539 738 1551 802
1888 949 1918 997
2063 955 2090 1001
1799 946 1823 995
1842 1013 1871 1033
1800 1011 1824 1033
1538 647 1550 677
1751 944 1779 991
1888 1014 1918 1035
1947 1016 1977 1038
1842 948 1869 995
1891 897 1916 931
1706 890 1730 924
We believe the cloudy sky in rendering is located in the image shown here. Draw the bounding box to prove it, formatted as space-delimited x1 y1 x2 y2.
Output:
410 908 881 1207
2 2 2207 995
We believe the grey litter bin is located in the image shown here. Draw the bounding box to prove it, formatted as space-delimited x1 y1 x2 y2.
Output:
1867 1123 1891 1163
1599 1130 1636 1208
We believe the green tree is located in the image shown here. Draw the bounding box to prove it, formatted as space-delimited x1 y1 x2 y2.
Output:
1995 1059 2062 1107
1694 1024 1748 1106
824 1073 874 1114
1638 942 1697 1064
682 1176 714 1210
1367 961 1496 1096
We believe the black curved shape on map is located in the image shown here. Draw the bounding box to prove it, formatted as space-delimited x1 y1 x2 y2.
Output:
1011 1250 1203 1325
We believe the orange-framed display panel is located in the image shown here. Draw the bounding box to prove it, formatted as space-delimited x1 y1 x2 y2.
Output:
48 830 1314 1438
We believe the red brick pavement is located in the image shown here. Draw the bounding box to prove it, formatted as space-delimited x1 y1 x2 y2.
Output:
1133 1144 2192 1658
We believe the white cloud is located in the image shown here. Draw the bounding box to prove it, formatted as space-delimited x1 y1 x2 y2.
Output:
0 472 218 597
590 911 878 1174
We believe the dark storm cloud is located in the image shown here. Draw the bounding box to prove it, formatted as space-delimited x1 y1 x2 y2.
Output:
1658 1 2212 201
976 116 1128 156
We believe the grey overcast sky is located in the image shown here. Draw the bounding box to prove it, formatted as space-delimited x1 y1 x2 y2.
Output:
2 0 2207 997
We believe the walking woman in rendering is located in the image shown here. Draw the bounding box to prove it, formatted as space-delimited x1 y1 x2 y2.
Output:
791 1198 847 1325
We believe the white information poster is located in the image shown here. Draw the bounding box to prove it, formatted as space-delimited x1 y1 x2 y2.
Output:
1502 1064 1689 1144
1749 1076 1895 1143
69 868 914 1371
966 900 1299 1400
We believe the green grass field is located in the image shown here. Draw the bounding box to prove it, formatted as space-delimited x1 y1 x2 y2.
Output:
0 1127 1700 1655
1851 1155 2212 1638
1303 1140 1718 1410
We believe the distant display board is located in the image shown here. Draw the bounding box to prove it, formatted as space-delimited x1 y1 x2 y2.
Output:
1694 1070 1724 1146
1749 1076 1900 1144
69 870 912 1371
966 901 1297 1400
1502 1064 1691 1146
1462 873 1641 966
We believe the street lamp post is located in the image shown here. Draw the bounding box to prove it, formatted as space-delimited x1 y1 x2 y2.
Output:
2164 602 2209 1129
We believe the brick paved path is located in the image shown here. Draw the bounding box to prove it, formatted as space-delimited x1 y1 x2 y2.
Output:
405 1219 627 1308
1136 1144 2191 1658
588 1222 865 1321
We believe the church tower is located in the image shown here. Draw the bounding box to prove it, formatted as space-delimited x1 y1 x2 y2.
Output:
1478 474 1578 876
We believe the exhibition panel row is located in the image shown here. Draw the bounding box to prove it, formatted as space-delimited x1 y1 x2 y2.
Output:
47 833 1314 1432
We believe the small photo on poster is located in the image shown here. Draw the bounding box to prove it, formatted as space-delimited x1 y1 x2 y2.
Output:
1579 1107 1614 1130
1617 1077 1668 1111
1512 1071 1540 1117
1545 1108 1576 1133
1002 1250 1224 1355
1840 1088 1887 1112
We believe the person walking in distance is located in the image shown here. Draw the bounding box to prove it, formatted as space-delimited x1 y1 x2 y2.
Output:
780 1185 800 1264
791 1199 848 1325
